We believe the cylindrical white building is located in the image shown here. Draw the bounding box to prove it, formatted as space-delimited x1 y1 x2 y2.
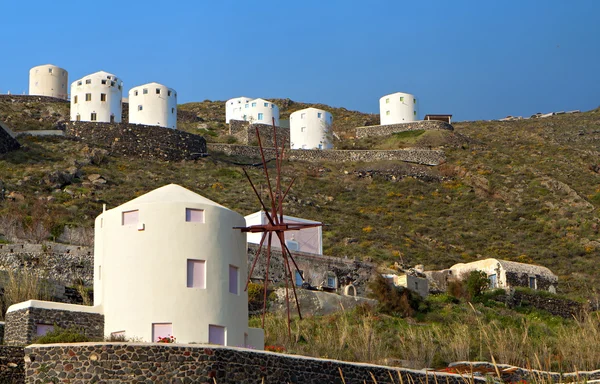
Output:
128 82 177 129
379 92 418 125
225 96 252 124
29 64 69 100
94 184 264 348
70 71 123 123
289 107 333 150
225 97 279 126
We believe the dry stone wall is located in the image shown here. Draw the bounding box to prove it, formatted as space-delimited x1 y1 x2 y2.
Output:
0 121 20 154
0 95 68 105
64 122 207 161
5 307 103 346
0 346 25 383
229 120 290 148
24 343 483 384
209 144 445 165
355 120 453 138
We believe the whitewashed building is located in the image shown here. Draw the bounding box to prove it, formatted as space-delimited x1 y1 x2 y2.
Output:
70 71 123 123
245 211 322 255
289 107 333 150
29 64 69 100
225 97 279 126
379 92 418 125
94 184 264 347
128 82 177 129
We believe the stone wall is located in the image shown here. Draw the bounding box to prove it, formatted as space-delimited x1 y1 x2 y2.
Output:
355 120 453 139
496 289 583 319
229 120 290 148
64 121 207 161
24 343 482 384
505 271 555 292
5 307 104 346
0 121 20 154
209 144 446 165
0 95 69 104
0 346 25 383
0 243 93 287
248 244 375 296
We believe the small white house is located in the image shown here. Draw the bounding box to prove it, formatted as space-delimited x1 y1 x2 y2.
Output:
289 107 333 150
244 211 322 255
128 82 177 129
94 184 264 347
225 97 279 126
29 64 69 100
70 71 123 123
379 92 418 125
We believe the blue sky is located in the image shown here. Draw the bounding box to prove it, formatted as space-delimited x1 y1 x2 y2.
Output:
1 0 599 121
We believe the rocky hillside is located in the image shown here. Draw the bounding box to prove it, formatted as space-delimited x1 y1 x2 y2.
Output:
0 97 599 298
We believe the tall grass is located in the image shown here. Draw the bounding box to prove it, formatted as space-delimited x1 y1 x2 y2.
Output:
1 269 51 318
257 304 600 372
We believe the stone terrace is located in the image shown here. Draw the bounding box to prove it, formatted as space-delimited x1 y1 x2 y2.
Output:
355 120 453 139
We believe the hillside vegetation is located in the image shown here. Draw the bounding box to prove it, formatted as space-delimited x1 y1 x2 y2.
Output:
0 99 599 299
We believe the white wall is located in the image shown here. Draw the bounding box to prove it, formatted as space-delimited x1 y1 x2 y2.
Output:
225 97 279 126
289 107 333 150
379 92 418 125
128 83 177 129
94 184 263 349
29 64 69 100
245 211 322 255
70 71 123 123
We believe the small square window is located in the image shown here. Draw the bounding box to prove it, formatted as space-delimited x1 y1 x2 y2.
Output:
122 210 139 225
209 325 225 346
386 110 390 116
138 105 143 111
300 127 306 132
400 96 404 102
264 102 268 107
186 208 204 223
413 98 416 104
413 111 417 116
385 98 389 104
172 107 175 114
134 90 138 96
36 324 53 336
271 104 274 108
85 93 91 101
101 80 107 85
229 265 239 294
118 85 122 90
86 79 91 84
111 81 115 87
187 259 206 288
76 114 81 121
301 113 305 119
100 93 106 102
245 104 249 109
74 95 78 104
91 112 97 121
317 112 322 118
156 88 161 94
168 91 172 97
251 102 256 107
48 68 53 74
152 323 173 343
258 113 264 120
143 89 148 94
77 81 82 86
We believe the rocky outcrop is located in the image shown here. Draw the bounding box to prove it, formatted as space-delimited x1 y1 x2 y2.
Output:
0 121 20 154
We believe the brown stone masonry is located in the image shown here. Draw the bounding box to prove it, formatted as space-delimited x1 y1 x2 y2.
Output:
355 120 453 139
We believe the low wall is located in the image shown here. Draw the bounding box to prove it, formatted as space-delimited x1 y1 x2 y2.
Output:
0 121 20 154
5 303 103 346
249 244 374 296
64 121 207 161
355 121 453 139
229 120 290 147
498 290 583 319
0 95 68 104
209 144 446 165
24 343 480 384
0 346 25 383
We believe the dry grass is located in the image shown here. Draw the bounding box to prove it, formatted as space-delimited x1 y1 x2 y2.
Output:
1 269 51 318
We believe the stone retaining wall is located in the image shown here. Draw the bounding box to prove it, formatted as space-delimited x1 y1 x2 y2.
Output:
229 120 290 147
248 244 374 296
498 289 583 319
355 120 453 139
0 346 25 383
0 121 20 154
64 121 207 161
5 307 103 346
24 343 482 384
209 144 446 165
0 95 69 104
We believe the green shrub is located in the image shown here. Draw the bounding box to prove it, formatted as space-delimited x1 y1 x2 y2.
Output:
368 274 424 317
34 326 93 344
465 270 489 300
